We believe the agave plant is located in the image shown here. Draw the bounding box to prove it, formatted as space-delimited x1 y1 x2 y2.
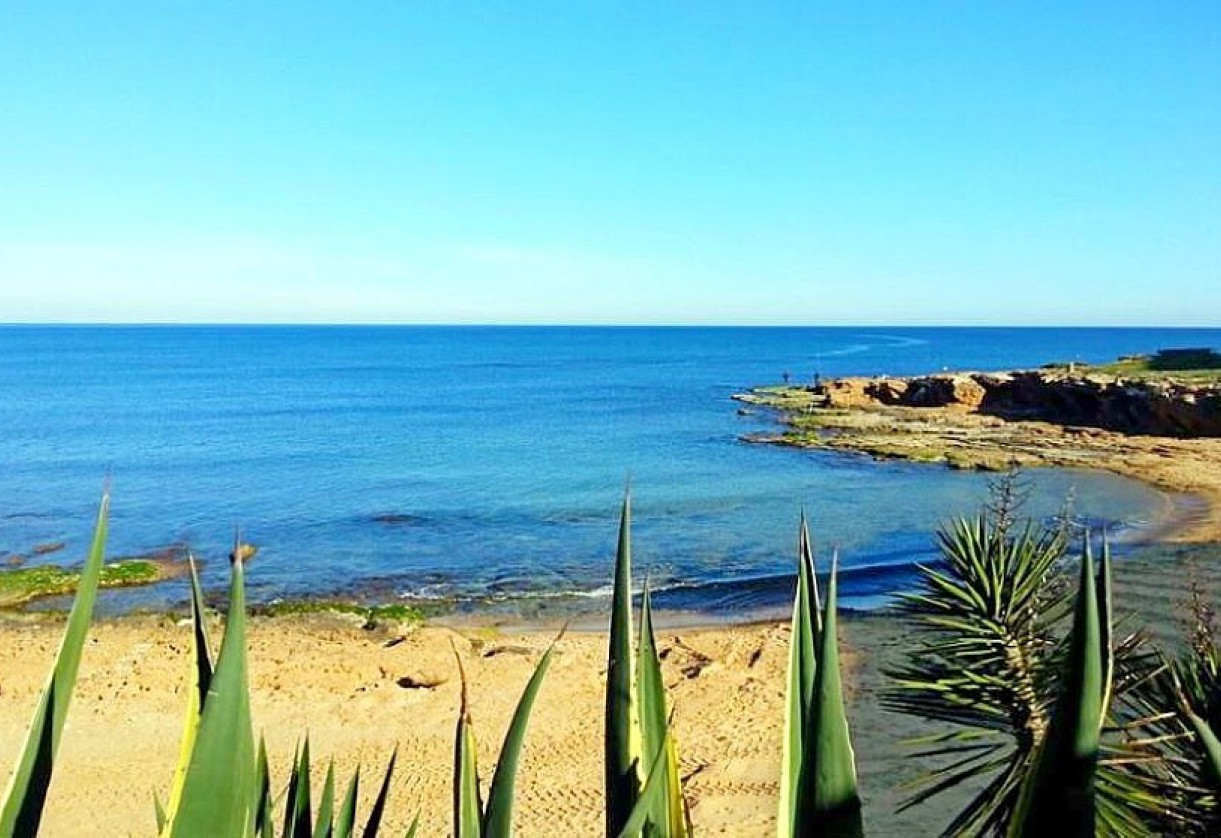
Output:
605 491 691 838
0 493 109 837
156 549 403 838
257 737 404 838
451 635 556 838
778 514 862 838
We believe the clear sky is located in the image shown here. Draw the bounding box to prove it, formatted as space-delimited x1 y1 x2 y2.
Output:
2 2 1218 325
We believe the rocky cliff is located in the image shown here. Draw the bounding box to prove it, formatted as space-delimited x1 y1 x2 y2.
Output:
818 371 1221 437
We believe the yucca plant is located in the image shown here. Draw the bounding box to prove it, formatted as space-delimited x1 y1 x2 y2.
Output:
0 492 109 837
605 492 691 838
1120 573 1221 835
885 501 1176 835
452 636 557 837
778 514 863 838
1007 540 1112 836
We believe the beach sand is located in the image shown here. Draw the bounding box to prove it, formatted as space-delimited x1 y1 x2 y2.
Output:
5 539 1220 836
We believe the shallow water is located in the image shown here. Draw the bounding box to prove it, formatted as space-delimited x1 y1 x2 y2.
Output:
1 325 1215 615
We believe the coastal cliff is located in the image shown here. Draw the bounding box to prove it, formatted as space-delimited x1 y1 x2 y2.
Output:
815 370 1221 437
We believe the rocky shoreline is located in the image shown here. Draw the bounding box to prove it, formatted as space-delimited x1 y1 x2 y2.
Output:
736 367 1221 542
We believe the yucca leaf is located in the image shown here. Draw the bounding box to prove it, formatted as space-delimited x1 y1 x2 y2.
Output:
0 492 109 837
481 639 558 837
795 554 863 837
334 767 360 838
160 555 214 832
1008 537 1107 837
779 513 819 838
361 749 396 838
1183 704 1221 788
166 553 256 837
315 760 336 838
605 489 641 836
402 813 419 838
453 650 483 838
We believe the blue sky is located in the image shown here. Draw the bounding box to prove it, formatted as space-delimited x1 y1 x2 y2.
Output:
2 3 1218 325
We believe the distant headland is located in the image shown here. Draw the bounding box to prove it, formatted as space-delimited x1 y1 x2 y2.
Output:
736 349 1221 542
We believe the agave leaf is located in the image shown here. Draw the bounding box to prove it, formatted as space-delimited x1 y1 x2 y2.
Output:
154 791 167 833
1008 537 1107 837
315 760 336 838
664 731 691 836
614 734 669 838
635 581 672 832
779 513 819 838
254 737 273 838
166 553 256 837
795 554 863 837
334 766 360 838
481 638 558 837
0 492 109 837
361 749 397 838
453 650 483 838
605 490 641 836
283 739 313 838
160 555 214 831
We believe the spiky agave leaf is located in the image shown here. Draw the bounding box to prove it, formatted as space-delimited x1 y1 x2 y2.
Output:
481 638 558 837
0 492 110 837
635 582 670 832
605 489 641 836
160 555 215 833
255 738 274 838
632 583 691 836
778 512 820 838
314 760 336 838
453 650 483 838
1008 538 1110 837
361 748 397 838
333 766 360 838
795 554 863 837
164 552 256 837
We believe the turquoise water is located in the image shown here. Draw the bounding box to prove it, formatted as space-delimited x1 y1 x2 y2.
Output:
1 326 1214 616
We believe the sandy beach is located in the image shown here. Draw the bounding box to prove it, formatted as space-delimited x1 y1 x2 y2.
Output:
5 535 1221 836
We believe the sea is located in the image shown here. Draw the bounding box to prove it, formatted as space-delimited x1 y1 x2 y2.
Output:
2 326 1217 619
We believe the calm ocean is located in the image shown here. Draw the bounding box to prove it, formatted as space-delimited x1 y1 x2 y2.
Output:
2 326 1217 617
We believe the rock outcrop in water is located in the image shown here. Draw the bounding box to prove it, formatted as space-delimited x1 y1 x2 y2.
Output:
816 371 1221 437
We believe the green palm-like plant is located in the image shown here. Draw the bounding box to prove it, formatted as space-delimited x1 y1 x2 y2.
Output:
886 506 1177 836
1007 541 1111 836
884 514 1069 834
